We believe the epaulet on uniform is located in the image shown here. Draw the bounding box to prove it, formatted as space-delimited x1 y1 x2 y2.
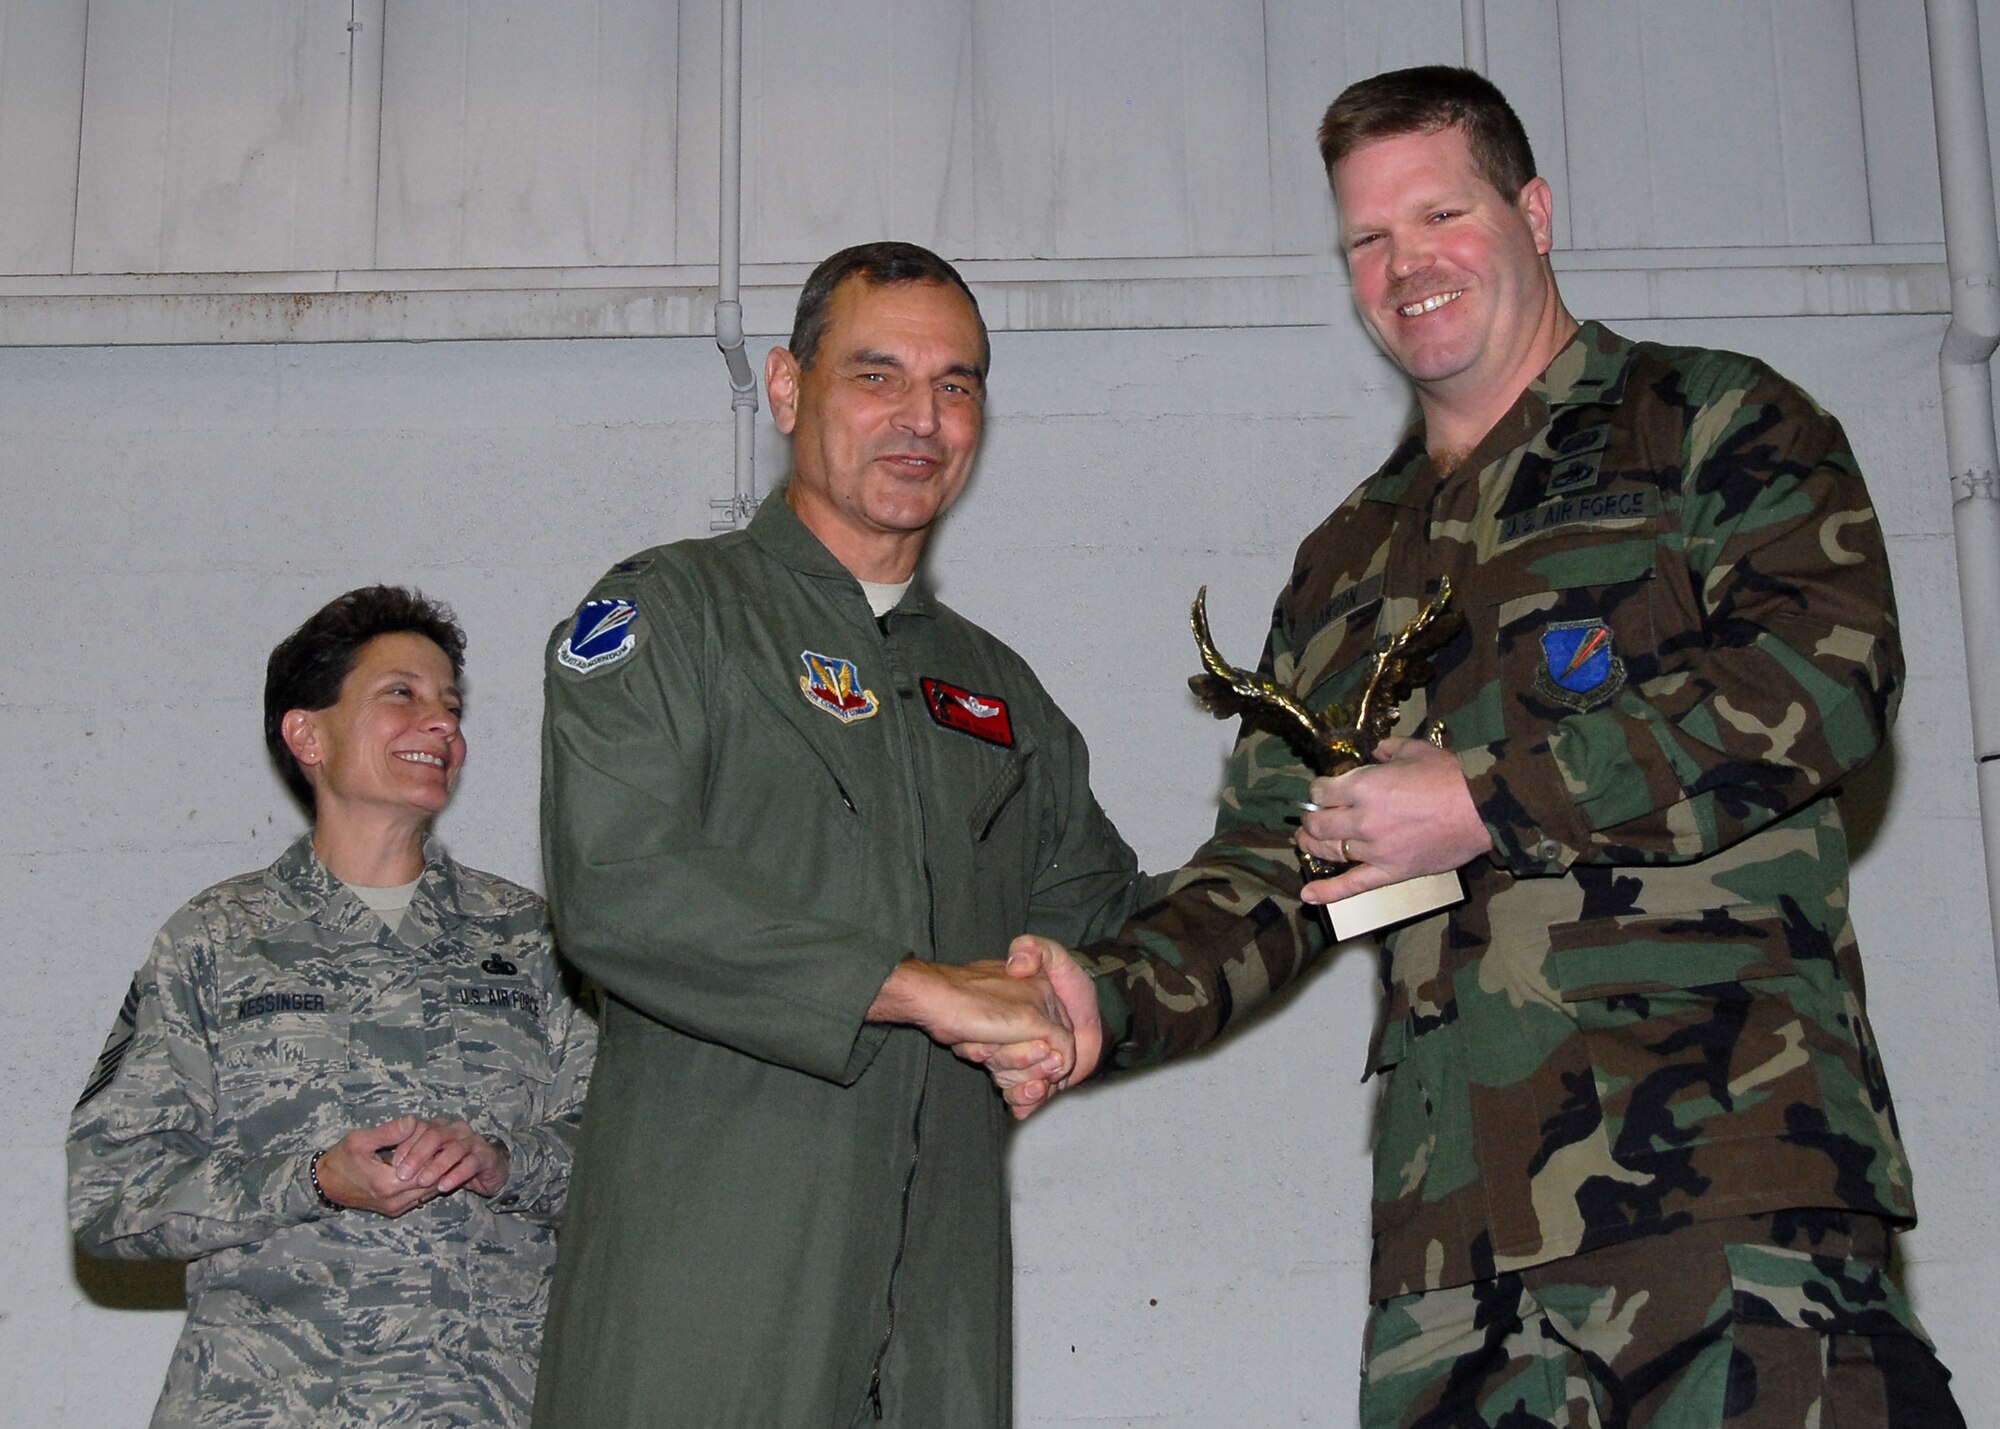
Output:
454 864 546 917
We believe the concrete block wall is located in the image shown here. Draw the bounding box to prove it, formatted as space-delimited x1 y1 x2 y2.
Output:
4 308 1995 1423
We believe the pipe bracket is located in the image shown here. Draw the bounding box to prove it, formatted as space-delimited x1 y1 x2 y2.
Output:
1951 468 2000 502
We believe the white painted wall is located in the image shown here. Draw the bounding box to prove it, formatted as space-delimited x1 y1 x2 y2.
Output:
4 305 1996 1423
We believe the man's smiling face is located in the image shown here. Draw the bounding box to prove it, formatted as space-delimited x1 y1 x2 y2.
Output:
771 276 988 582
1334 124 1558 407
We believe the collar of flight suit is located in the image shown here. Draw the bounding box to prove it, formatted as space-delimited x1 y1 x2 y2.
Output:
745 485 939 623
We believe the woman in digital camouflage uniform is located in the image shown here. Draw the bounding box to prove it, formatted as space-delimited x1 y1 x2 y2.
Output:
68 586 595 1428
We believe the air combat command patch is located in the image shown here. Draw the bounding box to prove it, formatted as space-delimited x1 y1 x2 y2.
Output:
1535 618 1626 711
799 651 878 723
557 598 640 675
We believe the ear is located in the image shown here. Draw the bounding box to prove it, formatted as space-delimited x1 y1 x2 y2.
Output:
766 346 802 436
281 709 322 774
1519 176 1556 257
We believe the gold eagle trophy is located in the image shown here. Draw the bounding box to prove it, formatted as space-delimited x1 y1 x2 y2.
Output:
1189 581 1468 941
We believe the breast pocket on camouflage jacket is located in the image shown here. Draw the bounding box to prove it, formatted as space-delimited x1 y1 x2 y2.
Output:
213 1001 352 1144
1544 904 1850 1160
1489 534 1658 725
448 984 554 1127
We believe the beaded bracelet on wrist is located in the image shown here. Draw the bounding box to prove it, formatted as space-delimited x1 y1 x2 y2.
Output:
309 1150 341 1210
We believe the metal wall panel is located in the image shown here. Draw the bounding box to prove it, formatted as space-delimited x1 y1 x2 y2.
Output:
1560 0 1872 249
1264 0 1342 255
377 0 682 268
0 0 89 275
72 0 360 274
742 0 975 262
0 0 1973 337
1855 0 1944 244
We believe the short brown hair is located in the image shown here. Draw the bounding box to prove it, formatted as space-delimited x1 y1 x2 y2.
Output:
788 242 988 376
1318 65 1537 200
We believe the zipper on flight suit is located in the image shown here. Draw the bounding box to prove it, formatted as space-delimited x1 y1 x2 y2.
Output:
864 618 939 1423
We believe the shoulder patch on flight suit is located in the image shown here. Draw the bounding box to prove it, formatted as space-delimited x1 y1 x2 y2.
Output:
556 598 641 675
1535 619 1626 710
798 651 879 723
922 677 1014 748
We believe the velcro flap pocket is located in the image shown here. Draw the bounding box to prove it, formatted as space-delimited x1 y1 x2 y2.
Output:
1547 905 1794 1002
1726 1242 1932 1347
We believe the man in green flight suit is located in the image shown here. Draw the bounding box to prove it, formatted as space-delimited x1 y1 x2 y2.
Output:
533 242 1140 1427
988 66 1965 1426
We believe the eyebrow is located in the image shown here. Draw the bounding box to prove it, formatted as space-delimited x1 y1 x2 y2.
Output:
377 668 463 699
846 349 985 384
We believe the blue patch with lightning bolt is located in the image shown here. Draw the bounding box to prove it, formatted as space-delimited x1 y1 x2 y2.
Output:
556 598 641 675
1535 618 1625 711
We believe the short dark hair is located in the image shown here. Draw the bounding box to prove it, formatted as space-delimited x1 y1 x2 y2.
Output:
1318 65 1537 200
263 585 465 812
787 241 989 375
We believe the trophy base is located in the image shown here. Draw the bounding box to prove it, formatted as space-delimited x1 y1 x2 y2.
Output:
1322 870 1465 941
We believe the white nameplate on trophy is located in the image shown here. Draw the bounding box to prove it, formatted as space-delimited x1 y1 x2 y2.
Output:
1323 870 1465 942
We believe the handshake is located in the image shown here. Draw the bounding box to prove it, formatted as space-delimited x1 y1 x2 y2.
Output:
866 936 1095 1121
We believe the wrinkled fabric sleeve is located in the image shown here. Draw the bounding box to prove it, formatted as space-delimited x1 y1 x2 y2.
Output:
488 942 597 1224
1083 599 1331 1071
68 929 334 1260
1466 363 1903 876
541 579 905 1086
1020 689 1145 948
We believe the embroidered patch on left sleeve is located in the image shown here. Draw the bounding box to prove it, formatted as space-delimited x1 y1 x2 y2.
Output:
1534 618 1625 711
556 598 641 675
922 677 1014 748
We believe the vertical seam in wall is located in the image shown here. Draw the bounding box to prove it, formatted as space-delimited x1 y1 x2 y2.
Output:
589 0 603 263
1634 5 1656 253
668 0 681 264
1178 0 1193 256
456 1 469 262
368 0 385 269
1550 0 1575 253
69 0 92 273
1766 2 1793 246
158 0 179 271
1259 0 1276 253
1845 0 1878 245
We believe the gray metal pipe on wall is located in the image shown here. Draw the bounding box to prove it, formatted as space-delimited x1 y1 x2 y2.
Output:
1926 0 2000 990
714 0 759 530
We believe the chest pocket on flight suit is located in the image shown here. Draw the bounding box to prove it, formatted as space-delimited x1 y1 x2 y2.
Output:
964 736 1034 943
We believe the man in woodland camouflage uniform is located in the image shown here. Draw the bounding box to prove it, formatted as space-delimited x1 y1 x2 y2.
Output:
996 67 1963 1425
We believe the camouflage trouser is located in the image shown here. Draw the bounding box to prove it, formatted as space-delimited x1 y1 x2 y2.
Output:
1361 1212 1962 1428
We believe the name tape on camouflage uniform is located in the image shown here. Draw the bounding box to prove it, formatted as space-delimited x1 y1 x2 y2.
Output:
1499 488 1658 545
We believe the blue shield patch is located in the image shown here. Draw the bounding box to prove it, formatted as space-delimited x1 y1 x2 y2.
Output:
557 598 640 675
1535 618 1625 711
